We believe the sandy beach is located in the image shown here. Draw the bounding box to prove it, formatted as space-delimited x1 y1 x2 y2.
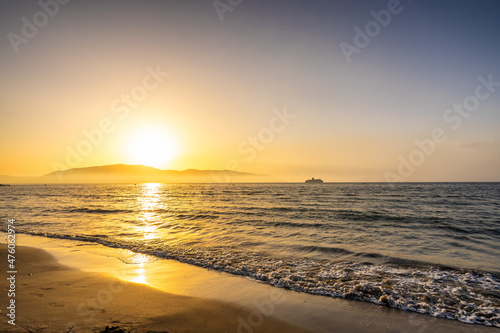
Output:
1 235 498 333
0 243 312 333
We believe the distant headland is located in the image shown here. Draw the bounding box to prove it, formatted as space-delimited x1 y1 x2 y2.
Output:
0 164 274 184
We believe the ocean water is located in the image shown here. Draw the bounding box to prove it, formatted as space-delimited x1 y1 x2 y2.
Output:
1 183 499 327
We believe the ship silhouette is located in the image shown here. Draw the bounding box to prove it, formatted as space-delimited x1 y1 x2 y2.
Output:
305 177 323 184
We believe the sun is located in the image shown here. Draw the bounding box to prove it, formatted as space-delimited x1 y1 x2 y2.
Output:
125 125 179 169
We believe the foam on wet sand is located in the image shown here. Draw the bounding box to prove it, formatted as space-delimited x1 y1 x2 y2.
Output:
0 238 498 333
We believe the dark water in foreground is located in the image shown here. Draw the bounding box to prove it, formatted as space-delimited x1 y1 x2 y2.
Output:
1 183 499 326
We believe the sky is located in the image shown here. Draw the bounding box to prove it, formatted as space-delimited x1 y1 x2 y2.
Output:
1 0 499 182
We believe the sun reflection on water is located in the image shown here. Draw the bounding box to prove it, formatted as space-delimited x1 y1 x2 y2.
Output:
131 263 147 284
122 252 155 285
136 183 164 240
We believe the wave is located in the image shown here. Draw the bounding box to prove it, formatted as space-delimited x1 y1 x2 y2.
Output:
44 207 136 214
174 213 218 220
266 221 328 229
434 224 470 234
6 229 500 328
297 245 354 256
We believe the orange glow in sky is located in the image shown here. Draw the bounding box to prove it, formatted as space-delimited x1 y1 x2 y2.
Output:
1 1 499 182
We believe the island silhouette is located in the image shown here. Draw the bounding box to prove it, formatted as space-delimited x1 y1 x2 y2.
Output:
0 164 273 184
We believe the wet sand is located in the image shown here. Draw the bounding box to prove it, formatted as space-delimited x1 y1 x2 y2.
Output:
0 244 311 333
0 237 498 333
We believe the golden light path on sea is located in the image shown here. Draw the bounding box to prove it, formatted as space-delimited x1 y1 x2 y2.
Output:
137 183 163 241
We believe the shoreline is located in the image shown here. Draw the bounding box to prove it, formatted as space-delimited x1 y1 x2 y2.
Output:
1 234 499 332
0 243 311 333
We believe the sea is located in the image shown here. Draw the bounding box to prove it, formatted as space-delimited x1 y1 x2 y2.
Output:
1 182 499 327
